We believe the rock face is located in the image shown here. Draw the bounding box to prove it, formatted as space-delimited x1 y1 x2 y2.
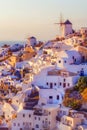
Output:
23 86 39 110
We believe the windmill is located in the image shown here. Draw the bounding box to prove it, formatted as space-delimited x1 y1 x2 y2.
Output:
55 14 64 36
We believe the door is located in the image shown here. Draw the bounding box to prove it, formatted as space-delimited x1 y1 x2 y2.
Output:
50 83 53 88
63 83 66 88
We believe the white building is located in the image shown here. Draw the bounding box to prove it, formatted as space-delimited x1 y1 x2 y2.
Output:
33 67 79 90
27 36 37 47
57 111 86 130
12 86 59 130
39 88 63 105
12 104 59 130
32 66 79 106
61 20 73 37
57 50 82 69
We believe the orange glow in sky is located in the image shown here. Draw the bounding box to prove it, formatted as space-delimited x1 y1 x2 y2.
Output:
0 0 87 41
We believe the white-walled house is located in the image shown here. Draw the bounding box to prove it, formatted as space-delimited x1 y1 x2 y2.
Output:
46 69 79 89
57 50 82 69
12 108 34 130
27 36 37 47
57 112 86 130
32 66 79 106
12 104 59 130
33 67 79 90
39 88 64 105
12 86 59 130
33 104 58 130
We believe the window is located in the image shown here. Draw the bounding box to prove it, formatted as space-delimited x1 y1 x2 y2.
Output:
72 56 74 59
29 114 31 117
64 79 66 82
49 96 53 99
49 121 50 124
42 120 44 123
63 83 66 88
59 60 61 63
50 83 53 88
57 95 59 100
54 83 56 86
64 60 67 63
68 83 70 87
74 59 76 62
23 114 25 117
60 82 61 86
46 82 48 85
49 112 51 115
36 124 39 128
23 122 25 125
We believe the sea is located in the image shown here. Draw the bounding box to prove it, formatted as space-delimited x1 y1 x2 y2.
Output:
0 41 26 47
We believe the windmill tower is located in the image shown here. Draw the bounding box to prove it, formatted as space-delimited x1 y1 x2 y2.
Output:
55 15 73 37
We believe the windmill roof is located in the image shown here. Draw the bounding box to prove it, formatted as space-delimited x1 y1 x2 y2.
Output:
64 20 72 25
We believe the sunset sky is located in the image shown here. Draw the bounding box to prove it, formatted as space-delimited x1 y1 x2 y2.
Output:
0 0 87 41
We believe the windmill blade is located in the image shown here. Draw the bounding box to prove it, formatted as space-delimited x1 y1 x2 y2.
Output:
54 14 64 36
54 22 64 26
